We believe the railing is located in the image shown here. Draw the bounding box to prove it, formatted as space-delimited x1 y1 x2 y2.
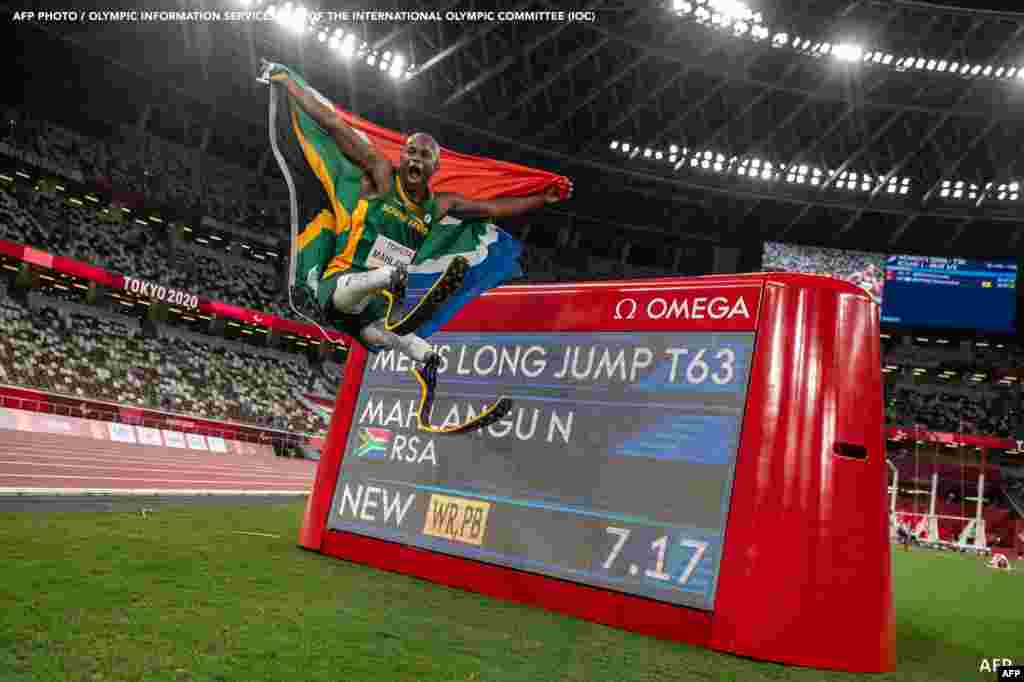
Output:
0 394 316 454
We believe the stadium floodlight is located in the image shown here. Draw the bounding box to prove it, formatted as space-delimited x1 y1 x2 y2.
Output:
644 148 652 158
367 53 377 66
670 144 679 153
833 43 864 62
677 1 694 14
610 141 619 150
695 6 710 21
669 155 677 163
751 25 769 40
713 161 723 171
926 59 936 71
734 21 749 35
960 63 971 74
996 67 1006 78
701 159 711 169
708 0 754 21
971 64 982 75
341 34 357 57
317 30 327 42
937 60 947 71
1011 182 1020 191
761 168 771 180
914 57 925 69
656 151 664 160
772 32 789 47
982 65 992 76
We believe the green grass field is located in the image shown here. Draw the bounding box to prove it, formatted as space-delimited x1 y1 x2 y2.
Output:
1 501 1020 682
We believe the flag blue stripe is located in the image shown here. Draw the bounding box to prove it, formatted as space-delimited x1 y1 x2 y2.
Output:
404 228 522 339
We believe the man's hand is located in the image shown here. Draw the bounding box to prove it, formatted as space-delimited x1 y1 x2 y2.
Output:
258 59 290 85
545 180 572 204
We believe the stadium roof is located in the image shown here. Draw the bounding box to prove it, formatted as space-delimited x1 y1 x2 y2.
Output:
7 0 1024 260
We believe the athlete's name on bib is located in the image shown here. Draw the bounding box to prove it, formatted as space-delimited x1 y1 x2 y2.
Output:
368 235 416 269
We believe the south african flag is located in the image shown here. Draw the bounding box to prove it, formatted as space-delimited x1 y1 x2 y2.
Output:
355 427 391 460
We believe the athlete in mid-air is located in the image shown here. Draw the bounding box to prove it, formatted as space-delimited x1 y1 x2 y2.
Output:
265 63 570 431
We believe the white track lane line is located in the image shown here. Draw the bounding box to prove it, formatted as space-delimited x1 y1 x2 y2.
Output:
0 453 314 476
0 473 315 486
0 461 315 481
0 487 308 496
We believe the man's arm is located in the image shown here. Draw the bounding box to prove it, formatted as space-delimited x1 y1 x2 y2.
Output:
271 70 392 197
437 184 568 219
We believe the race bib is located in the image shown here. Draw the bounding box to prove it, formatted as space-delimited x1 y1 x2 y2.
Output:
366 235 415 269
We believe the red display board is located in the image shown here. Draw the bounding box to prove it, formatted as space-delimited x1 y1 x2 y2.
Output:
299 273 893 673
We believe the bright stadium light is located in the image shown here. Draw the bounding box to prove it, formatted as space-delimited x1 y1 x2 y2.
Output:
926 59 936 70
341 34 356 57
644 148 653 158
622 143 631 152
317 30 327 42
367 53 377 66
670 144 679 153
708 0 754 21
656 151 664 160
328 35 340 49
996 67 1006 77
610 141 619 150
982 65 992 76
772 32 789 47
833 43 864 62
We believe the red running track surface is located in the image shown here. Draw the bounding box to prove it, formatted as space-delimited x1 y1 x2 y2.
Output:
0 430 316 494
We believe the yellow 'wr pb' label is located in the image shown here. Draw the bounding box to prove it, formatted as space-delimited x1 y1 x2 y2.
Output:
423 494 491 546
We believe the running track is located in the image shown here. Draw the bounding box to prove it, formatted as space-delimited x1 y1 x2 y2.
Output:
0 430 317 495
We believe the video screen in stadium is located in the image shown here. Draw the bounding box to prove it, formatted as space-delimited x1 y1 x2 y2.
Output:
761 242 886 304
880 254 1018 333
327 331 754 611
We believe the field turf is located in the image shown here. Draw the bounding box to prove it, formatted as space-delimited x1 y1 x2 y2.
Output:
1 501 1019 681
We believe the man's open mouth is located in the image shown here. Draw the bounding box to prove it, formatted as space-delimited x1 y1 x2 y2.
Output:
408 165 422 181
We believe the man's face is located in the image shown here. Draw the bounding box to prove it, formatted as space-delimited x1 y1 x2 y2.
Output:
399 133 439 193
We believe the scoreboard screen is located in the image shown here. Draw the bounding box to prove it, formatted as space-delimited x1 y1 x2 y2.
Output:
880 255 1017 332
327 331 753 610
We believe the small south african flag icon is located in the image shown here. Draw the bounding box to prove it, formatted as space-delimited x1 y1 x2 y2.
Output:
355 428 391 460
